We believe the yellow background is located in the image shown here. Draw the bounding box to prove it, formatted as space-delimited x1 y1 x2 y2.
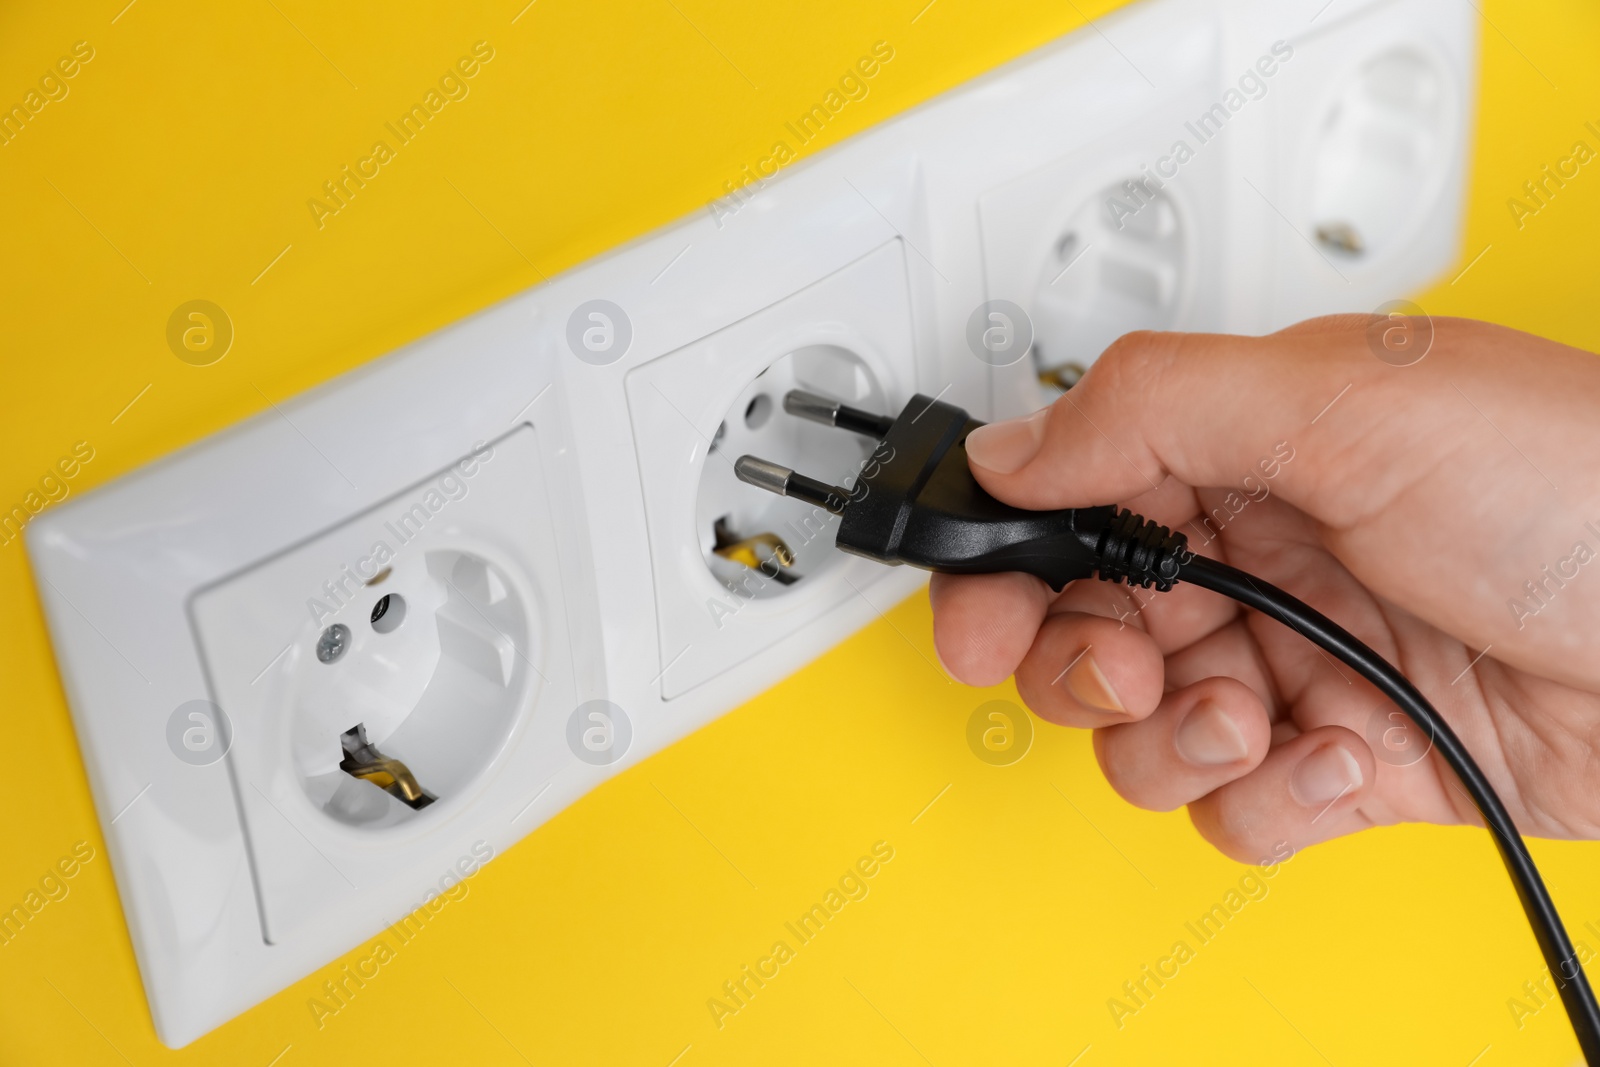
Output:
3 0 1599 1064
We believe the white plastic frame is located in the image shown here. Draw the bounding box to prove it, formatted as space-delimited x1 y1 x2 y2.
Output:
26 0 1475 1046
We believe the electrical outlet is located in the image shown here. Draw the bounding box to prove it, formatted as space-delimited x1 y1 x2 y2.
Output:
974 15 1227 398
189 426 572 947
627 239 915 699
1220 0 1474 331
26 0 1476 1046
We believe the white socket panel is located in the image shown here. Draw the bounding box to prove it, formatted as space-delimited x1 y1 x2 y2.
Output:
26 0 1475 1046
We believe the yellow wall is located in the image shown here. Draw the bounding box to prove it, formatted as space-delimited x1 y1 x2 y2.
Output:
2 1 1599 1064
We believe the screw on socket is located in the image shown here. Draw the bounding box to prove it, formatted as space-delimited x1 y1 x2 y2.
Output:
317 623 351 664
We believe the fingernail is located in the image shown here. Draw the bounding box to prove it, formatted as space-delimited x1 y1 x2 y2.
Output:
1289 744 1364 807
1173 701 1249 766
965 407 1049 474
1063 650 1123 713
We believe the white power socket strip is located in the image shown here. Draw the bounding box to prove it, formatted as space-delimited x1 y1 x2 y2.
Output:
27 0 1474 1046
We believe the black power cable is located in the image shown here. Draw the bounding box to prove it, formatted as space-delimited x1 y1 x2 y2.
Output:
737 390 1600 1062
1180 554 1600 1062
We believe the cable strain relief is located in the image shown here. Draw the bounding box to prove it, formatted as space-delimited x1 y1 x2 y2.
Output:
1094 508 1191 591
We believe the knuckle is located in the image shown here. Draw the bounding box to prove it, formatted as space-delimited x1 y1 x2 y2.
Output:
1089 330 1184 395
1188 799 1263 863
938 628 1003 687
1013 661 1052 713
1093 726 1182 812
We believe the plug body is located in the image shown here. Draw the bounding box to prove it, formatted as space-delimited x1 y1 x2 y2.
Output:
738 392 1189 593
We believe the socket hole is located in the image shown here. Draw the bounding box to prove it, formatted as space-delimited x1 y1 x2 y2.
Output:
744 394 773 430
370 593 406 634
1055 232 1080 262
295 548 531 828
365 566 392 586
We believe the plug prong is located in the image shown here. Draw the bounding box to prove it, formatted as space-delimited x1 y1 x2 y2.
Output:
783 390 842 425
734 456 850 515
783 390 895 438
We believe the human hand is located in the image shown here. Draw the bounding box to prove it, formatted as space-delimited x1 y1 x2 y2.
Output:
931 315 1600 859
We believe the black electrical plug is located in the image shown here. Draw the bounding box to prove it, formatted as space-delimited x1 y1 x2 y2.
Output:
734 388 1600 1061
734 390 1190 592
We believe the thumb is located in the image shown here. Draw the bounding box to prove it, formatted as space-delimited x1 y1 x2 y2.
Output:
962 327 1365 511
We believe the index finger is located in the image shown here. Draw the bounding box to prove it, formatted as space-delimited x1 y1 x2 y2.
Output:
961 323 1368 513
